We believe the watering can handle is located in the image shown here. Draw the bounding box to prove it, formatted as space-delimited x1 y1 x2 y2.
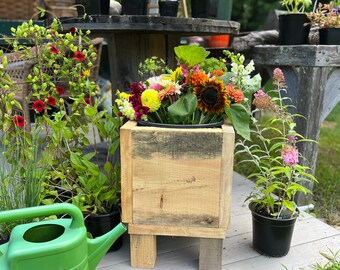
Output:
0 203 84 229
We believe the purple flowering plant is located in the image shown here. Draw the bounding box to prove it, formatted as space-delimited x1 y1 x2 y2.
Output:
235 68 317 219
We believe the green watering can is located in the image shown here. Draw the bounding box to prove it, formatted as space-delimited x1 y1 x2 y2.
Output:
0 203 126 270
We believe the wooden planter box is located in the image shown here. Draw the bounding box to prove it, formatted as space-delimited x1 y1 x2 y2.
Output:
120 121 235 269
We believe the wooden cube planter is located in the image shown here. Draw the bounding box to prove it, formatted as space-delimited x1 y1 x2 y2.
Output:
120 121 235 269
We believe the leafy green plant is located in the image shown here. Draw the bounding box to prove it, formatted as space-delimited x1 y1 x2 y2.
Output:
235 68 317 218
281 0 312 12
1 15 122 222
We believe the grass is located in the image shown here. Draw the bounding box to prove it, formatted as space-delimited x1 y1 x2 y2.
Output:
313 103 340 227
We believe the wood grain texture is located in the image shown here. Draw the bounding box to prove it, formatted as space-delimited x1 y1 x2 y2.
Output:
254 45 340 67
130 234 157 268
120 121 235 237
128 224 227 239
199 239 223 270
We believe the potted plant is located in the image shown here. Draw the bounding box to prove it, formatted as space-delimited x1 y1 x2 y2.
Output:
158 0 179 17
235 68 317 257
307 1 340 44
0 15 124 250
279 0 313 45
117 45 262 268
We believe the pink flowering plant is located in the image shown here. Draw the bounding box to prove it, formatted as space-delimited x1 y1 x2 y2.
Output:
307 1 340 28
235 68 317 219
116 45 261 140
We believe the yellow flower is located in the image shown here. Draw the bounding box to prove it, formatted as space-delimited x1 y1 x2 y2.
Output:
141 89 161 112
171 67 182 81
83 69 91 77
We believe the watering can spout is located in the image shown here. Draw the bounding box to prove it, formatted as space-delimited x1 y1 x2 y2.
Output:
87 222 127 269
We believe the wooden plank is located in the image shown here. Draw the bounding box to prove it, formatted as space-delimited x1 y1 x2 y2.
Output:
130 234 157 268
322 68 340 122
219 124 235 229
128 224 227 239
199 238 223 270
254 45 340 67
130 126 226 228
120 120 137 223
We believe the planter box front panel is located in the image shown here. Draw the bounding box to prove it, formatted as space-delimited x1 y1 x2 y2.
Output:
131 127 222 227
120 121 235 237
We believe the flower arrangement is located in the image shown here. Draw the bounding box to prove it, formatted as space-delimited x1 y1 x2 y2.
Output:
280 0 312 13
116 45 261 140
235 68 317 219
308 1 340 28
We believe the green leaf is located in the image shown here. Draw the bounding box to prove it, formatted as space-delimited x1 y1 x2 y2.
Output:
225 104 250 140
168 92 197 124
174 45 210 68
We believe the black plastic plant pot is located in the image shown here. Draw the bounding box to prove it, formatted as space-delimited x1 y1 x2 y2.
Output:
85 210 123 252
191 0 218 18
249 204 298 257
158 1 179 17
319 28 340 45
121 0 148 15
278 13 311 45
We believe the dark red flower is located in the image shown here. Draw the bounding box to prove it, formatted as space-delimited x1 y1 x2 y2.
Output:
49 44 59 55
13 115 25 128
32 100 45 113
70 27 77 34
56 85 65 95
129 82 145 107
74 51 85 62
47 96 56 106
133 104 150 120
84 97 91 106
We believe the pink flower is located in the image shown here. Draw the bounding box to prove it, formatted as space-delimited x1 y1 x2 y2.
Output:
149 83 163 90
192 64 200 74
282 145 299 167
253 89 274 110
273 68 286 87
180 64 189 77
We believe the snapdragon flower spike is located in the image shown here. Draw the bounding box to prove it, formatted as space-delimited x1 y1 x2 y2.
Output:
180 64 189 77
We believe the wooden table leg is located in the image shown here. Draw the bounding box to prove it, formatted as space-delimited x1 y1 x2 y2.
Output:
199 238 223 270
130 234 157 268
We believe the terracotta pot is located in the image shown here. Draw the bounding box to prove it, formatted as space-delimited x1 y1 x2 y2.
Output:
208 35 230 48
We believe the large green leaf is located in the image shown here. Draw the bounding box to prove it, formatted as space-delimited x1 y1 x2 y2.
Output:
174 45 210 68
168 93 197 124
225 104 250 140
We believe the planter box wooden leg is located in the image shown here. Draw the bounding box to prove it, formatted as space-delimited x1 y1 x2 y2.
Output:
199 238 223 270
130 234 157 268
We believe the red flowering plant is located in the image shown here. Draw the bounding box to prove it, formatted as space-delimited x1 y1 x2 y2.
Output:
235 68 317 219
116 45 261 140
0 18 122 219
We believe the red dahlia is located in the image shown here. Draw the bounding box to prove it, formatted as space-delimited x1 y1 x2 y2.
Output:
32 100 45 113
74 51 85 62
13 115 25 128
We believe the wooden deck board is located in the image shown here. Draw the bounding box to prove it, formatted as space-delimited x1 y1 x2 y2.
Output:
97 172 340 270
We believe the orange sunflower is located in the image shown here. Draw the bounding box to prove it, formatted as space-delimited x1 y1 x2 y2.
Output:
193 78 230 114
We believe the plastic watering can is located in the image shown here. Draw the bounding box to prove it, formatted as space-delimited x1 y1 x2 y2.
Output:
0 203 126 270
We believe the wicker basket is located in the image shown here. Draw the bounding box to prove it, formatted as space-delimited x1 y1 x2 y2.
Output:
44 0 77 18
0 0 39 20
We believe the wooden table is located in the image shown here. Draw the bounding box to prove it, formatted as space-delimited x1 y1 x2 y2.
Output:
253 45 340 205
60 15 240 91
